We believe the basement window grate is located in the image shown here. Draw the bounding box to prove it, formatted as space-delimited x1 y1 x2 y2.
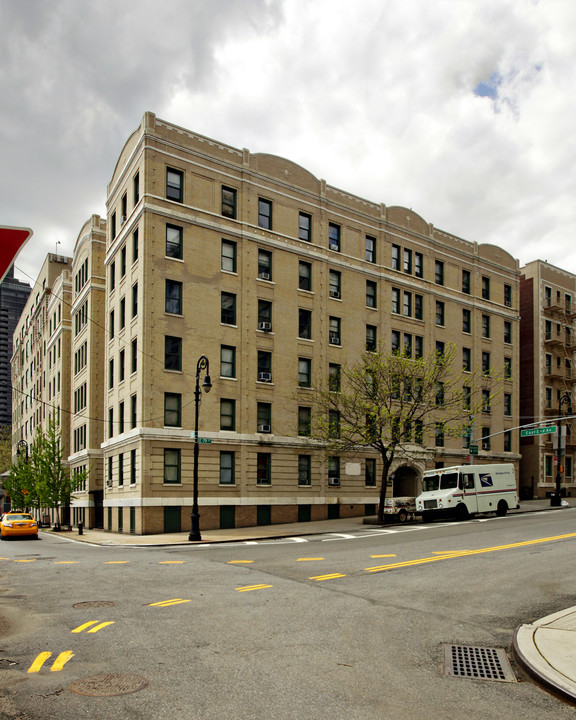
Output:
443 644 516 683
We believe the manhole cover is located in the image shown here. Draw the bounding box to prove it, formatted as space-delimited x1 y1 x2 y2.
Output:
70 674 148 697
73 601 115 609
443 644 516 682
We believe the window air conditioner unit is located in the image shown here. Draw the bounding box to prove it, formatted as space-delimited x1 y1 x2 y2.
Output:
328 477 340 486
257 424 271 433
259 272 270 281
258 372 272 382
329 334 340 345
258 321 272 332
121 215 127 225
329 290 340 299
106 480 113 488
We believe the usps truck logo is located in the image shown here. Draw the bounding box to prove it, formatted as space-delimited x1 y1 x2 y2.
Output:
479 474 493 488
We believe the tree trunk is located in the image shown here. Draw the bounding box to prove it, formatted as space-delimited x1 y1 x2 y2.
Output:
377 456 394 522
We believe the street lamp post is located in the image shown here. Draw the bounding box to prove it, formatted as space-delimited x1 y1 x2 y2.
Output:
189 355 212 541
552 392 572 507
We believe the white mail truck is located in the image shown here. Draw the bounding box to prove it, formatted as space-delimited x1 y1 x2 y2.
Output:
416 464 518 521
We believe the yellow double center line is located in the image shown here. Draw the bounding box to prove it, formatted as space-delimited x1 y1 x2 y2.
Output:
365 532 576 573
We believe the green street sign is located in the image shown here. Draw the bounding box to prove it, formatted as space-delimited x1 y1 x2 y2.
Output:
469 444 479 455
521 426 556 437
199 438 212 444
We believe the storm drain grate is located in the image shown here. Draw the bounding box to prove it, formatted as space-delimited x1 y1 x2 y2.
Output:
443 644 516 682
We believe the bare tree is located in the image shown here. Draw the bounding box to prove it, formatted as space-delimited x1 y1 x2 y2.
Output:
310 342 501 521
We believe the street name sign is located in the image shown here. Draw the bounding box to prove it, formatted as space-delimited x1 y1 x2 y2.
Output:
520 426 556 437
469 444 479 455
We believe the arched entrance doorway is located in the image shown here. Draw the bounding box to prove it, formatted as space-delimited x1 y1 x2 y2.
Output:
392 465 420 497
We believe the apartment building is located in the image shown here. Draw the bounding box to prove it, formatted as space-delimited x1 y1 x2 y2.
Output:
95 111 521 534
11 254 73 525
519 261 576 498
68 216 107 528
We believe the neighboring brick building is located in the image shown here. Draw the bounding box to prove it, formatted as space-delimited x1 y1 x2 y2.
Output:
519 261 576 499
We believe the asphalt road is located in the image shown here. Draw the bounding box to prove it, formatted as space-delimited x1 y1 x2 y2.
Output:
0 509 575 720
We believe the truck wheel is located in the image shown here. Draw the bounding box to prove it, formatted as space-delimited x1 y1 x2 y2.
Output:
496 501 508 517
397 509 408 523
455 504 469 520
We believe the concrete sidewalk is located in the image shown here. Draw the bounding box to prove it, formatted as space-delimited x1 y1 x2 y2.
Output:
48 497 576 703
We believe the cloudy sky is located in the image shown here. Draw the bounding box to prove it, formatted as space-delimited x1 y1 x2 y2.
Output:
2 0 576 286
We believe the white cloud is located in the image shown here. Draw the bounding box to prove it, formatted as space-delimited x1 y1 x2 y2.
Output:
3 0 576 283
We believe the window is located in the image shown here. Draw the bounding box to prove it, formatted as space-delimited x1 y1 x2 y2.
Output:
221 292 236 325
482 314 490 338
257 453 271 485
504 321 512 344
391 330 401 354
298 406 311 436
366 235 376 263
119 350 125 382
220 451 235 484
251 247 272 281
329 363 341 392
165 280 183 314
365 458 376 487
328 456 340 482
403 333 412 357
221 240 237 273
111 212 117 240
366 325 377 352
329 270 341 299
414 252 423 278
258 299 272 328
482 276 490 300
298 455 311 485
436 382 445 407
130 449 136 485
133 228 139 262
164 449 181 484
258 351 272 382
120 245 127 277
436 341 445 359
109 310 115 340
414 335 423 359
504 284 512 307
435 422 444 447
463 385 471 410
392 288 400 314
504 431 512 452
109 407 114 438
462 309 471 334
109 358 114 389
481 427 491 450
482 389 491 413
131 394 137 428
482 351 491 376
299 212 312 242
220 399 236 431
257 402 271 432
329 316 341 345
503 356 511 380
414 294 423 320
164 393 182 427
221 186 237 219
299 261 312 291
329 409 340 438
119 402 125 434
131 338 137 374
221 345 236 378
166 224 183 259
298 309 312 339
545 353 553 375
435 260 444 285
132 283 138 317
366 280 377 308
298 357 312 387
166 168 183 202
392 244 400 270
436 301 445 326
328 222 341 251
258 198 272 229
403 292 412 317
120 297 126 330
463 347 471 372
504 393 512 416
462 269 471 294
403 249 412 274
164 336 182 371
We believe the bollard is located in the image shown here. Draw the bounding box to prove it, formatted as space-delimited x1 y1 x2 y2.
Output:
78 522 83 535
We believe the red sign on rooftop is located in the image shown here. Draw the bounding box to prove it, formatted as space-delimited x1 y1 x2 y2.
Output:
0 226 33 283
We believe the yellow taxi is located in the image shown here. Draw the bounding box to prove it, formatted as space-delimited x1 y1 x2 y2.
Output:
0 512 39 540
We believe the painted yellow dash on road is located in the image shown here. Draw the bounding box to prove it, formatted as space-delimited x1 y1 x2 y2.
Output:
86 621 115 634
370 554 397 558
27 652 52 673
158 561 185 564
365 532 576 573
148 599 191 607
236 584 273 592
310 573 346 581
50 651 74 672
431 550 469 556
54 561 79 564
14 559 35 563
72 621 99 633
104 560 129 564
297 557 325 561
227 560 254 564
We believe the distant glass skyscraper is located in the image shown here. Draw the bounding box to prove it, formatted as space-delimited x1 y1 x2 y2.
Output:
0 266 31 426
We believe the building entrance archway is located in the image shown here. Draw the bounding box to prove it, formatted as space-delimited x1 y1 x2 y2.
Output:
392 465 419 497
